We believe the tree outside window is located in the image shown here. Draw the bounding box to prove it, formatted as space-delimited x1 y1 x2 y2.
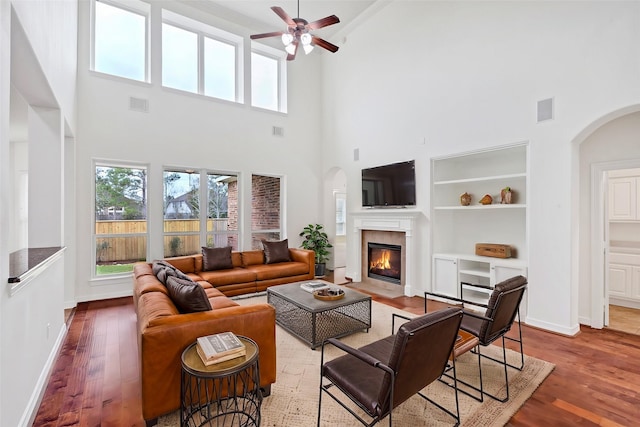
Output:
94 164 148 276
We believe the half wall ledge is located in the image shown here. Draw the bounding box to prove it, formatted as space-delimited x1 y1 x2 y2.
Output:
8 246 66 295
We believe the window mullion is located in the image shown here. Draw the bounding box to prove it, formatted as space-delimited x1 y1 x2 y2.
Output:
199 33 205 95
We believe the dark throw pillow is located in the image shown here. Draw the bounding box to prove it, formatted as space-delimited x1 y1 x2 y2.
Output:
202 246 234 271
152 260 191 284
165 276 212 313
262 239 291 264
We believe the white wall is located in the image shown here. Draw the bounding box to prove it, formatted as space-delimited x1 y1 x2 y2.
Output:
73 1 325 301
1 1 77 425
321 0 640 334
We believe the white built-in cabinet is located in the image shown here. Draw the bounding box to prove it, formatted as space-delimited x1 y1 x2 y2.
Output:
608 171 640 221
609 252 640 309
431 143 529 318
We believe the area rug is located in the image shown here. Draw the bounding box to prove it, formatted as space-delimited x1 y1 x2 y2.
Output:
158 296 554 426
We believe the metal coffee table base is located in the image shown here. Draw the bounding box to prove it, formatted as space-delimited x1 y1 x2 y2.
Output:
267 287 371 349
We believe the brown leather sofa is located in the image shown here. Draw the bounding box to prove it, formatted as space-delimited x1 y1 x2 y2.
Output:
133 248 314 425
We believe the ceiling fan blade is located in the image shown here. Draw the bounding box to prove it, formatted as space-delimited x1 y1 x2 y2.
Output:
307 15 340 31
271 6 296 26
311 36 339 53
286 41 299 61
250 31 285 40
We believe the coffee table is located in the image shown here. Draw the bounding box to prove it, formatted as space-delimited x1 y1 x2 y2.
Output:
267 281 372 349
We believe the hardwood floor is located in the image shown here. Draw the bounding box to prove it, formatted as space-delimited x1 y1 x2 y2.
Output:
608 304 640 335
33 272 640 426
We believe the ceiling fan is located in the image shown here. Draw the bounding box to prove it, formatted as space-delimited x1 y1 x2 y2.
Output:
250 1 340 61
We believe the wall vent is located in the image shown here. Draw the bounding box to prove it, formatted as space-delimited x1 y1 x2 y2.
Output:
129 97 149 113
537 98 554 122
272 126 284 137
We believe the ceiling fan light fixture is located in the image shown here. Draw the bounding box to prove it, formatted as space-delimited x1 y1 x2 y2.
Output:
281 33 294 46
300 33 312 46
303 43 314 54
285 43 297 55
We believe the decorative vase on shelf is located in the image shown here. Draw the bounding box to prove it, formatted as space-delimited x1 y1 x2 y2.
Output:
479 194 493 205
500 187 513 204
460 192 472 206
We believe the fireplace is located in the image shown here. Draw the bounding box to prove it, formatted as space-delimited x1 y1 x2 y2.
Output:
368 243 401 285
352 210 420 297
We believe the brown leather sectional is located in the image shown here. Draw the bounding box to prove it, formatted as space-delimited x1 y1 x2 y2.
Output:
133 248 314 425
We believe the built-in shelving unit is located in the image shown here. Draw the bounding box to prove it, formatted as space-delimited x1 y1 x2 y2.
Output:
430 143 529 316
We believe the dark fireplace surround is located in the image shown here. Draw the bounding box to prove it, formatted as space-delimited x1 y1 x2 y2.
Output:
367 243 401 284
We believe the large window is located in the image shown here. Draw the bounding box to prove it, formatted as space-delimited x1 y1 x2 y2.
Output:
94 163 148 276
92 0 149 82
162 10 241 102
251 174 282 249
251 45 287 113
164 169 239 257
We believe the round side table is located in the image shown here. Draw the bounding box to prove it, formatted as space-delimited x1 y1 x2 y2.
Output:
180 336 262 427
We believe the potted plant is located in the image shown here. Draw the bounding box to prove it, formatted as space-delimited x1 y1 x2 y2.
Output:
299 224 333 277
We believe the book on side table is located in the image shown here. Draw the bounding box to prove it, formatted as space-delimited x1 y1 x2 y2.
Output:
300 281 330 293
196 331 246 366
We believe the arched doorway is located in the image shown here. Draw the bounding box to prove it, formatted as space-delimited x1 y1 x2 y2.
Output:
577 107 640 332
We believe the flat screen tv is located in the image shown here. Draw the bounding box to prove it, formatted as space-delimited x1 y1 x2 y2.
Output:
362 160 416 208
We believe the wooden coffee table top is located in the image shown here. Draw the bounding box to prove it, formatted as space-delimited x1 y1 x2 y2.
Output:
452 329 479 359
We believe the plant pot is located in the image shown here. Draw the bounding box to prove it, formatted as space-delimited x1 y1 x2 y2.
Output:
314 263 326 277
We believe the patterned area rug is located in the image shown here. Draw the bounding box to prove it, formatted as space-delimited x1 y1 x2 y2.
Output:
158 296 554 426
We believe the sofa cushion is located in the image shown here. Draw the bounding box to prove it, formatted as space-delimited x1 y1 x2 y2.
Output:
241 251 265 266
163 255 196 274
202 246 234 271
165 276 212 313
198 268 257 287
245 261 310 281
152 260 192 284
262 239 291 264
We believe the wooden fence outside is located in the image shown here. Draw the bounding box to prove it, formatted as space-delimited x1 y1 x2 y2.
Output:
96 219 231 263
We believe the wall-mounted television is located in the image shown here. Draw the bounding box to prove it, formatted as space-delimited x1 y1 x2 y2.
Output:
362 160 416 208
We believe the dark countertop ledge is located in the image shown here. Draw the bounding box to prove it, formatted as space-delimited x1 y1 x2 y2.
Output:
8 246 65 283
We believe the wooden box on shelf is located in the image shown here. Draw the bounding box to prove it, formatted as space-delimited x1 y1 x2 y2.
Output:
475 243 512 258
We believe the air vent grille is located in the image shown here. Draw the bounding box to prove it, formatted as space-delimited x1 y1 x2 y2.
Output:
537 98 554 122
129 97 149 113
272 126 284 137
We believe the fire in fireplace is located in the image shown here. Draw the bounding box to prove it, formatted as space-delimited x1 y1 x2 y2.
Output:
368 243 401 284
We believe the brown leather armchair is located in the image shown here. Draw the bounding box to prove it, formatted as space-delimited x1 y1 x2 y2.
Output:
317 307 463 426
458 275 527 402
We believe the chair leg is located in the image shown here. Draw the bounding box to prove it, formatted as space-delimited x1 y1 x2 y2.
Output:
439 345 484 403
420 358 460 426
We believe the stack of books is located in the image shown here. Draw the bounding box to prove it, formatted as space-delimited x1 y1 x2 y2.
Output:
196 331 246 366
300 281 330 293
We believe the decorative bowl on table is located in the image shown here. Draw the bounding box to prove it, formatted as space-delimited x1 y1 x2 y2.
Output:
313 288 345 301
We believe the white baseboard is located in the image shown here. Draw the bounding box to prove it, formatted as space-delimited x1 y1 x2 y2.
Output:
19 324 67 427
524 315 580 336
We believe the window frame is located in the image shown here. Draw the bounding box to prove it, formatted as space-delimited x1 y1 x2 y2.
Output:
250 173 285 249
161 9 244 103
92 160 149 279
250 43 288 113
163 167 241 257
90 0 151 82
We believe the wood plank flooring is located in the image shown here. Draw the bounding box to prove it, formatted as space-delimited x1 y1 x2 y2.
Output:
608 304 640 335
33 273 640 426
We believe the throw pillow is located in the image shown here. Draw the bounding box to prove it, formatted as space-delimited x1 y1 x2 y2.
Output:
202 246 233 271
165 276 212 313
262 239 291 264
152 260 191 284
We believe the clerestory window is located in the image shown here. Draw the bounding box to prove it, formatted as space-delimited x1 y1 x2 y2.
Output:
92 0 149 82
162 10 242 103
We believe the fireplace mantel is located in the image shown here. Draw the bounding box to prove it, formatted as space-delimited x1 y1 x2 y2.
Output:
351 210 421 296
